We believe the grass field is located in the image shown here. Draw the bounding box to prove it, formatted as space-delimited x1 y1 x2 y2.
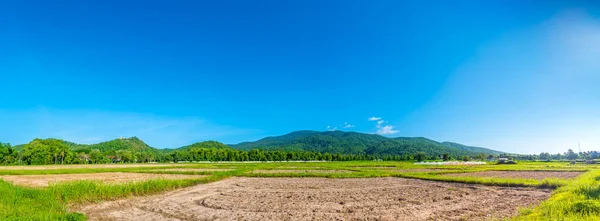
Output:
0 161 598 220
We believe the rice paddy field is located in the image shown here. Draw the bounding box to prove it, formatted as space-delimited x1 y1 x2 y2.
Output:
1 161 599 220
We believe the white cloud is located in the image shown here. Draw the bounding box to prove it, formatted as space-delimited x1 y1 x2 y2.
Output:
343 122 355 128
328 122 354 130
368 117 399 135
377 125 399 135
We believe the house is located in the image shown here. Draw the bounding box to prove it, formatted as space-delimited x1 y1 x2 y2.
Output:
498 157 516 164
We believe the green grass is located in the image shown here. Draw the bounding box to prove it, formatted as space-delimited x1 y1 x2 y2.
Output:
0 180 84 221
513 169 600 220
0 177 211 220
0 161 598 220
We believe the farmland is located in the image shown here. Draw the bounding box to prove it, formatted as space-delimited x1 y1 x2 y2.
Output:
1 161 599 220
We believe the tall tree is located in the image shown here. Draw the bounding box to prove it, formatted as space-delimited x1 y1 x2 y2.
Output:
414 152 427 161
566 149 578 161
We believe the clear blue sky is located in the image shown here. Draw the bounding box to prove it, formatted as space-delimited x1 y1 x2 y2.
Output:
1 1 599 153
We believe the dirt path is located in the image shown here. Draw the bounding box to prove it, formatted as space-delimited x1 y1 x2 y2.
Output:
151 168 233 172
78 177 551 221
0 172 205 187
0 164 178 170
250 169 353 174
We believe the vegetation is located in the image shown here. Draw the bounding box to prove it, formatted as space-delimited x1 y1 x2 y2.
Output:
2 133 599 166
0 177 209 220
0 179 84 220
0 161 598 220
0 133 508 165
0 142 16 165
2 133 599 220
515 169 600 220
232 130 504 157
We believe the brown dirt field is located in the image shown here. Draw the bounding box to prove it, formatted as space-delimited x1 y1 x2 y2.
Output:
0 164 178 170
151 168 233 172
78 177 551 221
444 171 584 180
275 166 327 169
390 168 447 173
250 169 353 174
352 167 451 173
0 172 205 187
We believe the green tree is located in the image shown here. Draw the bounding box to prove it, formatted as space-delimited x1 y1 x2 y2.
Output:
90 149 107 164
539 152 550 161
414 152 427 161
0 142 12 164
474 153 485 161
23 139 71 165
117 150 134 163
566 149 578 161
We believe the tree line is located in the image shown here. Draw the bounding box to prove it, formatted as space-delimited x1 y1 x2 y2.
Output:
1 139 597 165
0 139 383 165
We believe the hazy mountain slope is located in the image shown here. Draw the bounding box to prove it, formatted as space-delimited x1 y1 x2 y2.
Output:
441 142 504 155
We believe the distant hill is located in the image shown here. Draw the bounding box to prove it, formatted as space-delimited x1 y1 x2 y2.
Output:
12 139 87 152
231 130 503 157
9 131 503 159
12 144 25 151
12 137 233 154
13 137 161 154
176 141 232 150
78 137 160 154
440 141 503 155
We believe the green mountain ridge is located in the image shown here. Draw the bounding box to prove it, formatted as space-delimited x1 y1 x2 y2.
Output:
231 130 504 157
13 137 157 154
9 131 504 159
71 137 159 154
175 141 232 150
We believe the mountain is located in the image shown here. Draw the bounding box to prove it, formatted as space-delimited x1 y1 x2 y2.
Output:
176 141 232 150
233 130 388 153
231 130 503 157
12 137 230 154
9 132 504 159
12 139 89 152
12 144 25 151
76 137 160 154
440 141 504 155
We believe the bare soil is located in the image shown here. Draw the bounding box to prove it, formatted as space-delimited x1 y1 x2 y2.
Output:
352 167 450 173
250 169 353 174
0 172 205 187
78 177 551 221
444 171 583 180
390 168 447 173
0 164 178 170
151 168 233 172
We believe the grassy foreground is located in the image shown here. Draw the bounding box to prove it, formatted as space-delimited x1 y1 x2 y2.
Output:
514 169 600 220
0 161 597 220
0 178 210 220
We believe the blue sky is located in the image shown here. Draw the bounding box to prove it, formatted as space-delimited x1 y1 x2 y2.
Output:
1 1 599 153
